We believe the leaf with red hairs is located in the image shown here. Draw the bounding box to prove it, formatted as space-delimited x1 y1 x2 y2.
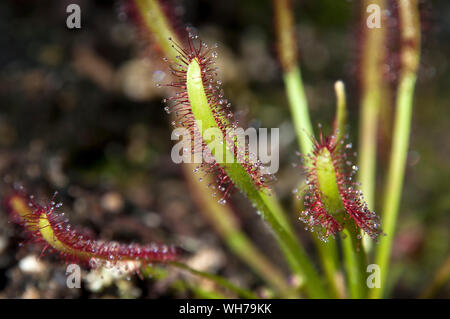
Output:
4 190 178 273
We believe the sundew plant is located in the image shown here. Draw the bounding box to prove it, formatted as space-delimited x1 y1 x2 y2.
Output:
1 0 449 299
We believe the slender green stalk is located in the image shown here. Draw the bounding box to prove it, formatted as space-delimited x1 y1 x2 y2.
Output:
273 0 313 154
134 0 296 297
313 142 366 299
358 0 387 213
295 181 344 298
137 0 325 298
358 0 387 252
371 0 421 298
273 0 340 297
169 261 258 299
134 0 178 62
420 256 450 299
280 66 338 296
190 286 228 299
142 264 228 298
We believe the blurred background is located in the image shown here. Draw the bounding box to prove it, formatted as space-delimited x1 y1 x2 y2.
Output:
0 0 448 298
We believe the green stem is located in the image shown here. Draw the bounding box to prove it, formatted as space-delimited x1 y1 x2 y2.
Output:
142 264 228 298
275 0 341 295
358 0 386 213
169 261 258 299
134 0 178 62
295 181 343 298
420 256 450 299
314 236 344 298
341 228 367 298
184 163 296 298
371 73 417 298
273 0 313 155
284 68 343 298
371 0 420 298
187 58 328 298
332 80 367 298
283 68 314 155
